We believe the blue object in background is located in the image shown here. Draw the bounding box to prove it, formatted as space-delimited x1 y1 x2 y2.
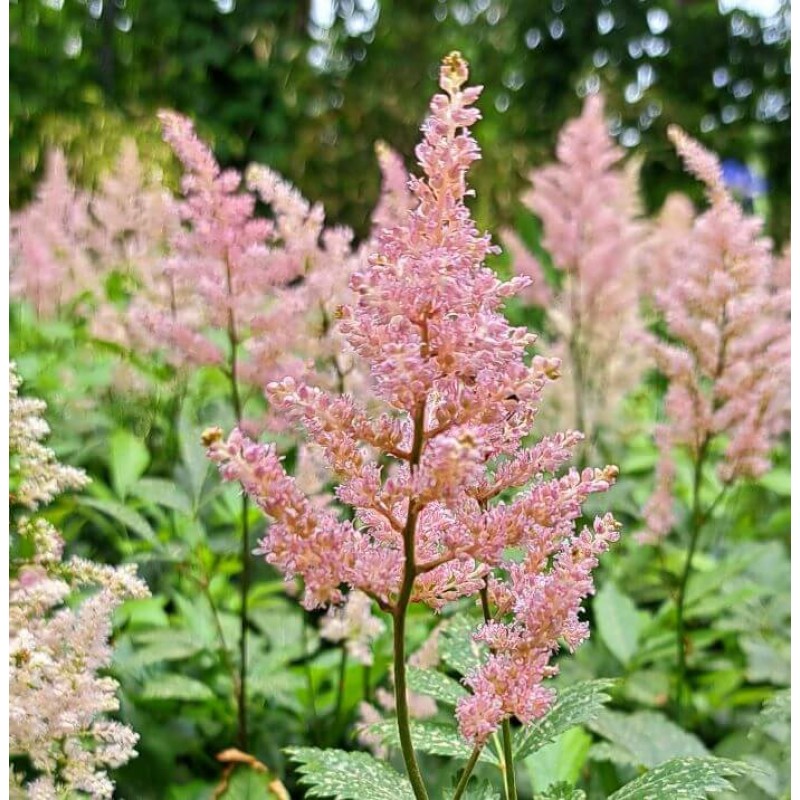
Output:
721 158 768 212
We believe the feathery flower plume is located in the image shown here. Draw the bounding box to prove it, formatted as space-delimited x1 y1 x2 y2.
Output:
10 151 93 319
9 365 149 799
643 127 791 541
369 141 416 236
206 53 619 769
509 94 647 456
84 140 182 349
638 192 696 299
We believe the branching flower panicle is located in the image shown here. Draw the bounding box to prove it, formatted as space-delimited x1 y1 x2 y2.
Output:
10 151 93 319
643 128 791 540
207 53 620 757
508 94 648 454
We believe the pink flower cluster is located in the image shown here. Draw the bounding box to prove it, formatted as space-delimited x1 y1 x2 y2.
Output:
207 53 620 744
10 151 95 319
506 94 647 451
643 128 791 540
10 143 178 345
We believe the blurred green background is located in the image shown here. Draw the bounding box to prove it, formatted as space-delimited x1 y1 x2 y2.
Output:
9 0 790 243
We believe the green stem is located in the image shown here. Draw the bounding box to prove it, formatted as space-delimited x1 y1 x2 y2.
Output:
452 745 484 800
674 447 707 724
225 252 251 751
478 584 518 799
302 614 320 730
333 645 348 736
501 719 518 800
362 662 371 703
198 574 239 707
237 494 251 749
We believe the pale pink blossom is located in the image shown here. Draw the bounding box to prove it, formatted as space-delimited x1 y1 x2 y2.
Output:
10 151 94 318
642 128 790 541
510 94 648 455
9 366 149 799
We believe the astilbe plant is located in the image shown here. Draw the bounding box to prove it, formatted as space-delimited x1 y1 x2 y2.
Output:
9 365 149 799
133 111 368 409
205 53 620 799
641 127 790 720
10 144 178 339
506 94 647 461
82 139 181 351
10 150 94 320
132 111 377 749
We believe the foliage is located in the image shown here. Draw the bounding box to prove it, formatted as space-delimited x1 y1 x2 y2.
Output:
7 11 790 800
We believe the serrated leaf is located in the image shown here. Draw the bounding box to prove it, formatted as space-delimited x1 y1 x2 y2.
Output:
751 690 790 745
407 667 468 706
740 636 791 686
140 674 215 702
109 429 150 499
513 680 615 760
79 496 158 545
286 747 414 800
439 615 486 676
608 757 756 799
588 709 708 769
369 720 500 765
537 784 587 800
132 477 193 515
594 582 642 667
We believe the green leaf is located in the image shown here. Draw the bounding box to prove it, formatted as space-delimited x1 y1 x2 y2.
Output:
79 496 158 545
443 781 501 799
751 690 790 745
439 615 486 676
740 636 791 686
140 674 215 702
524 727 591 794
286 747 414 800
537 784 587 800
129 629 206 667
513 680 615 761
369 720 499 765
757 468 791 496
217 766 285 800
608 757 756 799
109 429 150 499
178 404 212 506
588 709 708 768
594 582 642 667
407 667 468 706
132 477 193 516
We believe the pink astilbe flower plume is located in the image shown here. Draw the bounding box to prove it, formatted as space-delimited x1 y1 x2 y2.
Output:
508 94 647 456
10 150 94 318
642 127 790 541
206 53 620 753
131 111 277 378
130 112 371 431
369 141 416 236
84 140 181 350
